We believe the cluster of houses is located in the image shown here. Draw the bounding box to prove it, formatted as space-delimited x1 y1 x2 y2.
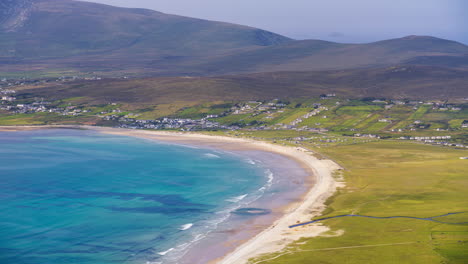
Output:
292 136 347 144
0 87 16 100
267 122 328 132
0 75 107 90
320 93 336 99
398 135 466 148
1 83 97 115
354 133 381 139
463 120 468 128
101 99 327 131
5 103 48 113
5 103 88 116
1 96 16 102
369 99 465 111
288 135 378 147
228 100 336 132
370 99 422 106
290 106 328 127
0 93 88 116
432 104 462 112
104 115 232 131
1 78 26 88
399 135 452 141
1 83 466 148
231 101 288 115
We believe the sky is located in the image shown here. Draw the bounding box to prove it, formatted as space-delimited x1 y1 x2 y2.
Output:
85 0 467 44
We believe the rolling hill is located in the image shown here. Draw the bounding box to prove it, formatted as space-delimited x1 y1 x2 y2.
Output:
20 66 468 108
199 36 468 75
1 0 468 77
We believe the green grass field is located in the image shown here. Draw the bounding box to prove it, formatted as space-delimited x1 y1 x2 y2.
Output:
249 141 468 264
285 102 467 135
2 95 465 138
0 112 99 125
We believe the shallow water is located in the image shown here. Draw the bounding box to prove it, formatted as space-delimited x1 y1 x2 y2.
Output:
0 129 269 264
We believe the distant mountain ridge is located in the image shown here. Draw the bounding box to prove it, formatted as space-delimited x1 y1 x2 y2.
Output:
199 35 468 75
0 0 467 76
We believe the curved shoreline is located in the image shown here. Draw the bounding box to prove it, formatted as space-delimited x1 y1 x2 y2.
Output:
0 125 343 263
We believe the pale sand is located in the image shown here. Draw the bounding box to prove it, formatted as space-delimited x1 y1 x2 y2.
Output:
1 125 343 264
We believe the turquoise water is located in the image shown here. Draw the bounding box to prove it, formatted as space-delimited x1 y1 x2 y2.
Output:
0 129 267 264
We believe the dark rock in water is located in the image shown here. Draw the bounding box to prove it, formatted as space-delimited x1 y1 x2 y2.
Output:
232 208 271 216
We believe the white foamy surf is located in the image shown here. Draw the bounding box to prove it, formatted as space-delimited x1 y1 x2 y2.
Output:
266 169 274 184
156 159 276 264
158 248 174 256
179 223 193 231
225 194 248 203
245 158 256 165
204 153 220 158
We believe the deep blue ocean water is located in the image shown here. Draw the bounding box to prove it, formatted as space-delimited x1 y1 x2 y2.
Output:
0 129 267 264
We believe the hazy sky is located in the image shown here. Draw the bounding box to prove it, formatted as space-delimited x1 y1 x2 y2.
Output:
86 0 467 44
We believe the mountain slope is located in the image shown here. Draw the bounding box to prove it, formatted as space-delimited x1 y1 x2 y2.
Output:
0 0 34 31
198 36 468 75
0 0 290 59
22 66 468 106
1 0 467 76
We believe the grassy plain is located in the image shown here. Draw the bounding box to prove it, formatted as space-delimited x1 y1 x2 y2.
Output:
247 141 468 264
0 112 99 125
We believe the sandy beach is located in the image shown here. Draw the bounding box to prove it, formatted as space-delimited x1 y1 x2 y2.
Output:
1 125 343 264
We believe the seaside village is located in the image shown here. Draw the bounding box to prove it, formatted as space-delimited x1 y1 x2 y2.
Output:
1 77 467 149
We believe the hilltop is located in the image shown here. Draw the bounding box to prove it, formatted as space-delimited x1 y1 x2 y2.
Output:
0 0 467 76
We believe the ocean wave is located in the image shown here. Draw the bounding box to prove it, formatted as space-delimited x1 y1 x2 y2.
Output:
192 233 206 243
225 194 248 203
204 153 220 158
158 248 174 256
156 168 275 263
154 198 243 263
245 158 256 165
257 170 274 193
156 233 207 262
266 169 274 184
179 223 193 231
